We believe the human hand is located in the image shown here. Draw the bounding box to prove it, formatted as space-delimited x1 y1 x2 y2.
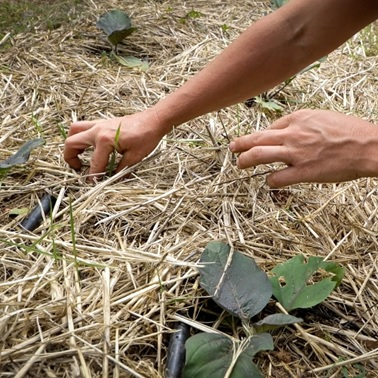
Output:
229 109 378 187
64 109 169 180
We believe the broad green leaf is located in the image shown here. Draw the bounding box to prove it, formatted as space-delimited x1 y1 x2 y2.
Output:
319 260 345 288
242 333 275 359
253 314 302 333
270 255 344 311
0 138 45 171
111 53 149 71
183 333 273 378
199 241 272 320
96 10 137 47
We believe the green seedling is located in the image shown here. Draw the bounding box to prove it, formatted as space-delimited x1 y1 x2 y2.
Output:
57 123 67 140
96 10 148 71
179 9 203 24
31 114 43 135
96 9 137 54
68 196 79 274
186 10 203 19
107 124 121 176
183 241 345 377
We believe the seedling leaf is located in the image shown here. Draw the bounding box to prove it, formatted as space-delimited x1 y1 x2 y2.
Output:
96 10 137 47
270 255 344 311
0 138 45 171
254 96 284 111
253 314 302 333
183 333 273 378
9 208 29 217
199 241 272 320
111 53 149 71
271 0 289 9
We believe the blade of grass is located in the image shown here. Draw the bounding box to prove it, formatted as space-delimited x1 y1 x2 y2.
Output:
107 124 121 176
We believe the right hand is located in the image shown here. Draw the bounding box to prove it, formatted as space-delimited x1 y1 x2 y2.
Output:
230 109 378 187
63 108 169 180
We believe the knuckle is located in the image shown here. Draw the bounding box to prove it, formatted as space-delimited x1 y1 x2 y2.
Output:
249 146 264 162
267 173 280 188
68 124 81 134
292 109 312 121
96 131 114 146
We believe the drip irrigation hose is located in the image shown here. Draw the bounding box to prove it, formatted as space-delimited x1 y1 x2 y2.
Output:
20 193 57 232
165 322 190 378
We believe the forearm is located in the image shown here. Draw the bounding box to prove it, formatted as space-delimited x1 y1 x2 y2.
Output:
154 0 378 132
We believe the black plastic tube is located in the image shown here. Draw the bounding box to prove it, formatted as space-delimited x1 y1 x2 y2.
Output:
20 194 57 232
165 322 190 378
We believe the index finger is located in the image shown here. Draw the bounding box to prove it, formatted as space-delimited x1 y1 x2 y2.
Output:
64 131 94 169
68 120 101 137
267 114 290 130
230 129 285 153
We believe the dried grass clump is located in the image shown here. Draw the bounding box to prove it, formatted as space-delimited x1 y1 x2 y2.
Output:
1 1 378 377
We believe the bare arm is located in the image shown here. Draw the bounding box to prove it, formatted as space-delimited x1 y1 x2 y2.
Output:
64 0 378 177
154 0 378 129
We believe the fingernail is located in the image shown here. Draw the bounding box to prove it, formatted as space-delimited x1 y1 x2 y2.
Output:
229 141 235 152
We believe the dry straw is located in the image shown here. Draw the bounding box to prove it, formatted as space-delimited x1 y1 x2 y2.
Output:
1 0 378 377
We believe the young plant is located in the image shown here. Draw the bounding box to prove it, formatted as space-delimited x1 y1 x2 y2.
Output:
107 124 121 176
96 10 148 71
183 241 344 377
96 10 136 54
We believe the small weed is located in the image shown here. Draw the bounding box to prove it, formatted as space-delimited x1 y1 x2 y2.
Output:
68 196 79 275
359 24 378 57
186 10 203 19
31 114 43 136
179 9 203 24
57 123 67 140
107 124 121 176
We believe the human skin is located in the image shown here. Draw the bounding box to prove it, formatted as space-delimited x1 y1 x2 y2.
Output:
230 110 378 188
64 0 378 185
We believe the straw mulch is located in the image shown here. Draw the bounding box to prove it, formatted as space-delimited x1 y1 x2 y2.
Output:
1 0 378 377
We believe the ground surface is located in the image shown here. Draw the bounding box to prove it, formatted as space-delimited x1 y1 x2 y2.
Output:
1 1 378 377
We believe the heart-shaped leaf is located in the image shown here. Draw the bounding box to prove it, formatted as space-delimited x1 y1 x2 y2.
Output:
96 10 137 47
0 138 45 171
183 333 273 378
270 255 345 311
199 241 272 321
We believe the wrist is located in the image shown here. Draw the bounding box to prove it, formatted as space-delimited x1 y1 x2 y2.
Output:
142 106 174 138
355 123 378 179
